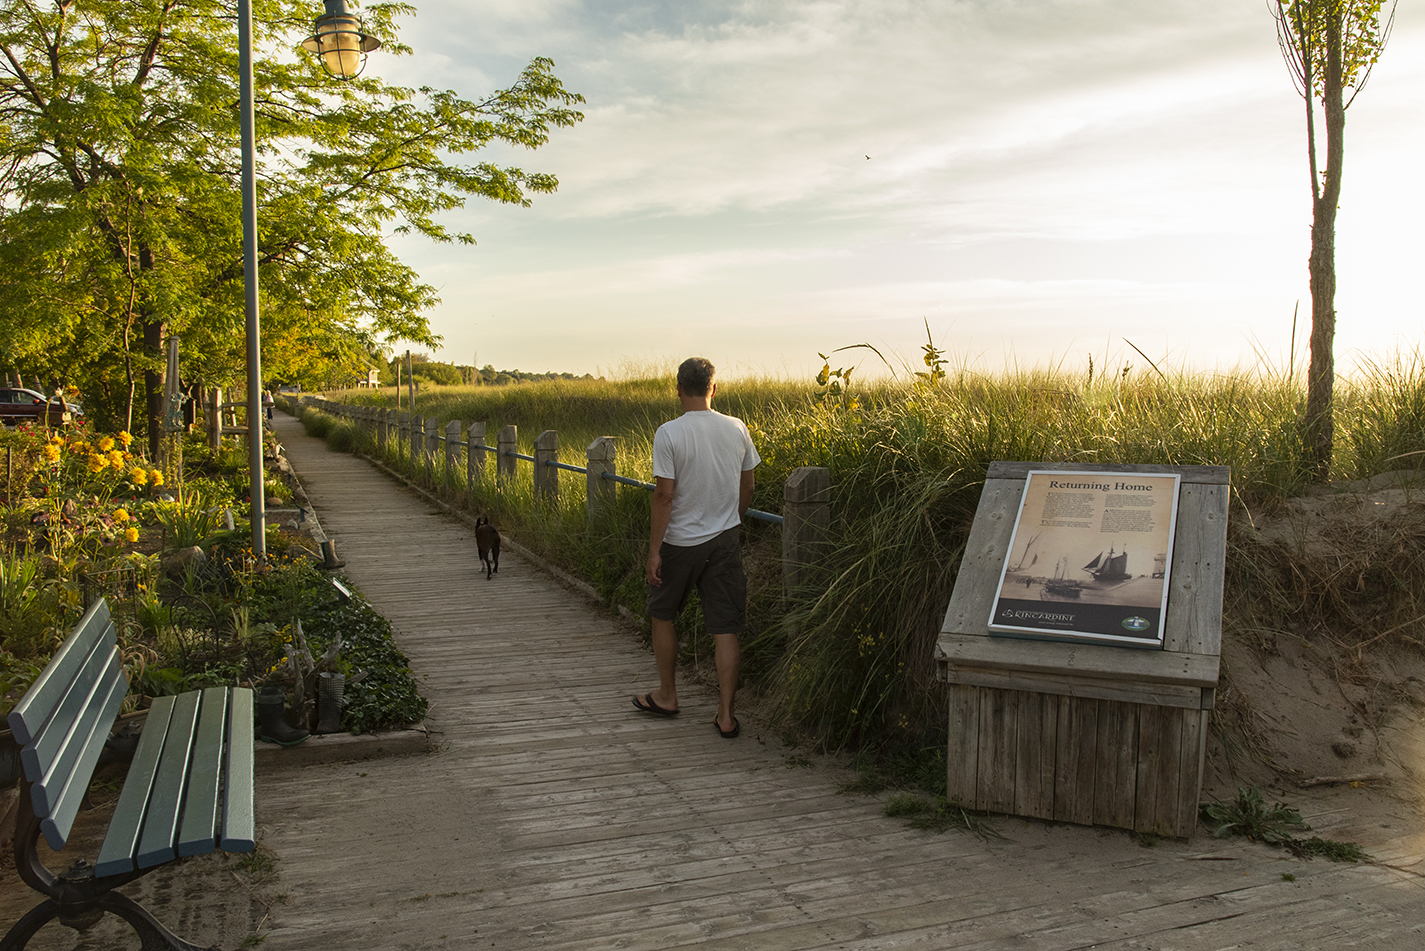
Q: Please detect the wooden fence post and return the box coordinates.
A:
[534,430,559,503]
[397,411,409,465]
[497,425,517,485]
[586,437,617,522]
[445,419,462,493]
[424,417,440,482]
[409,414,423,474]
[467,422,487,505]
[376,408,389,452]
[783,466,830,598]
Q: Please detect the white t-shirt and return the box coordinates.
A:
[652,410,761,546]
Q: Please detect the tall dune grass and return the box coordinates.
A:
[318,352,1425,766]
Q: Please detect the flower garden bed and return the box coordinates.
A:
[0,420,426,737]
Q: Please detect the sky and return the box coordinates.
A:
[369,0,1423,381]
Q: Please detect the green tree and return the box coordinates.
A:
[0,0,582,452]
[1272,0,1396,475]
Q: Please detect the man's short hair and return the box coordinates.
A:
[677,358,716,397]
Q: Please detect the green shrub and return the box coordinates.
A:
[300,409,336,439]
[326,420,357,454]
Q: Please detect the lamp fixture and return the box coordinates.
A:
[302,0,381,80]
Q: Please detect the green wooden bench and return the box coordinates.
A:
[3,599,255,950]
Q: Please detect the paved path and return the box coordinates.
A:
[251,410,1425,950]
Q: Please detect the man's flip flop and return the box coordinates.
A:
[632,694,679,717]
[715,717,740,739]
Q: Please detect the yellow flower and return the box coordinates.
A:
[113,508,130,523]
[72,440,89,452]
[149,469,164,486]
[125,527,140,543]
[97,436,115,452]
[108,450,125,468]
[123,451,134,461]
[43,444,61,462]
[129,467,148,486]
[118,431,133,447]
[87,453,107,473]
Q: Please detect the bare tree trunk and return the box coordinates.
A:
[1304,8,1347,477]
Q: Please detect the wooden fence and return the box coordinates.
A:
[299,398,829,597]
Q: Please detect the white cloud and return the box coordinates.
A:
[371,1,1424,377]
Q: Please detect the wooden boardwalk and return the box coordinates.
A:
[9,409,1419,950]
[248,411,1425,950]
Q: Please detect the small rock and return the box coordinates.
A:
[162,545,207,578]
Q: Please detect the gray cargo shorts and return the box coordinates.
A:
[647,527,746,634]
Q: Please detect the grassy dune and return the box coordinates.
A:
[307,352,1425,780]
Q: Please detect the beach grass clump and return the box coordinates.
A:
[1339,349,1425,480]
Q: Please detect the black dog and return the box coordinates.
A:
[475,516,500,580]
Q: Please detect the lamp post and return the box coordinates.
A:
[239,0,263,558]
[241,0,379,558]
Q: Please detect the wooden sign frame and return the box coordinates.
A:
[935,461,1229,839]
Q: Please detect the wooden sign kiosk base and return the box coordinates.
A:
[935,462,1229,839]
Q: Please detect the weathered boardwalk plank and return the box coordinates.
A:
[7,409,1403,951]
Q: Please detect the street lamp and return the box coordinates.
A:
[302,0,382,79]
[241,0,379,558]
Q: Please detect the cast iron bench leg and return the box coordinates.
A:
[0,900,61,951]
[101,892,213,951]
[0,893,213,951]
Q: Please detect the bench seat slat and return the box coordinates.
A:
[221,688,256,853]
[37,671,129,851]
[136,691,201,869]
[94,695,176,878]
[22,640,118,785]
[177,688,229,857]
[7,601,113,745]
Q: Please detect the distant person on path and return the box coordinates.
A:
[261,389,275,422]
[634,357,760,738]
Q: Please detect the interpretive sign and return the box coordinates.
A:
[988,470,1182,647]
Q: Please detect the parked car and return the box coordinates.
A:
[0,388,83,427]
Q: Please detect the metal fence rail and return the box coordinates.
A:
[302,398,785,527]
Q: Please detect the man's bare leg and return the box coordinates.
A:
[713,632,740,733]
[643,616,679,712]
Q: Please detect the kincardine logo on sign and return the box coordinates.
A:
[1120,616,1150,632]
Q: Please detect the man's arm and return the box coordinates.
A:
[738,468,755,520]
[647,476,676,585]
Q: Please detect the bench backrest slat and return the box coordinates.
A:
[21,639,121,784]
[36,671,129,850]
[221,688,256,853]
[7,600,114,745]
[177,687,229,857]
[28,653,125,823]
[136,690,201,869]
[94,694,176,877]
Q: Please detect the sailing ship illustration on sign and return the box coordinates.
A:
[1041,556,1083,599]
[1039,546,1134,602]
[1083,546,1130,583]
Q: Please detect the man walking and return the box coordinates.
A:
[634,358,760,738]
